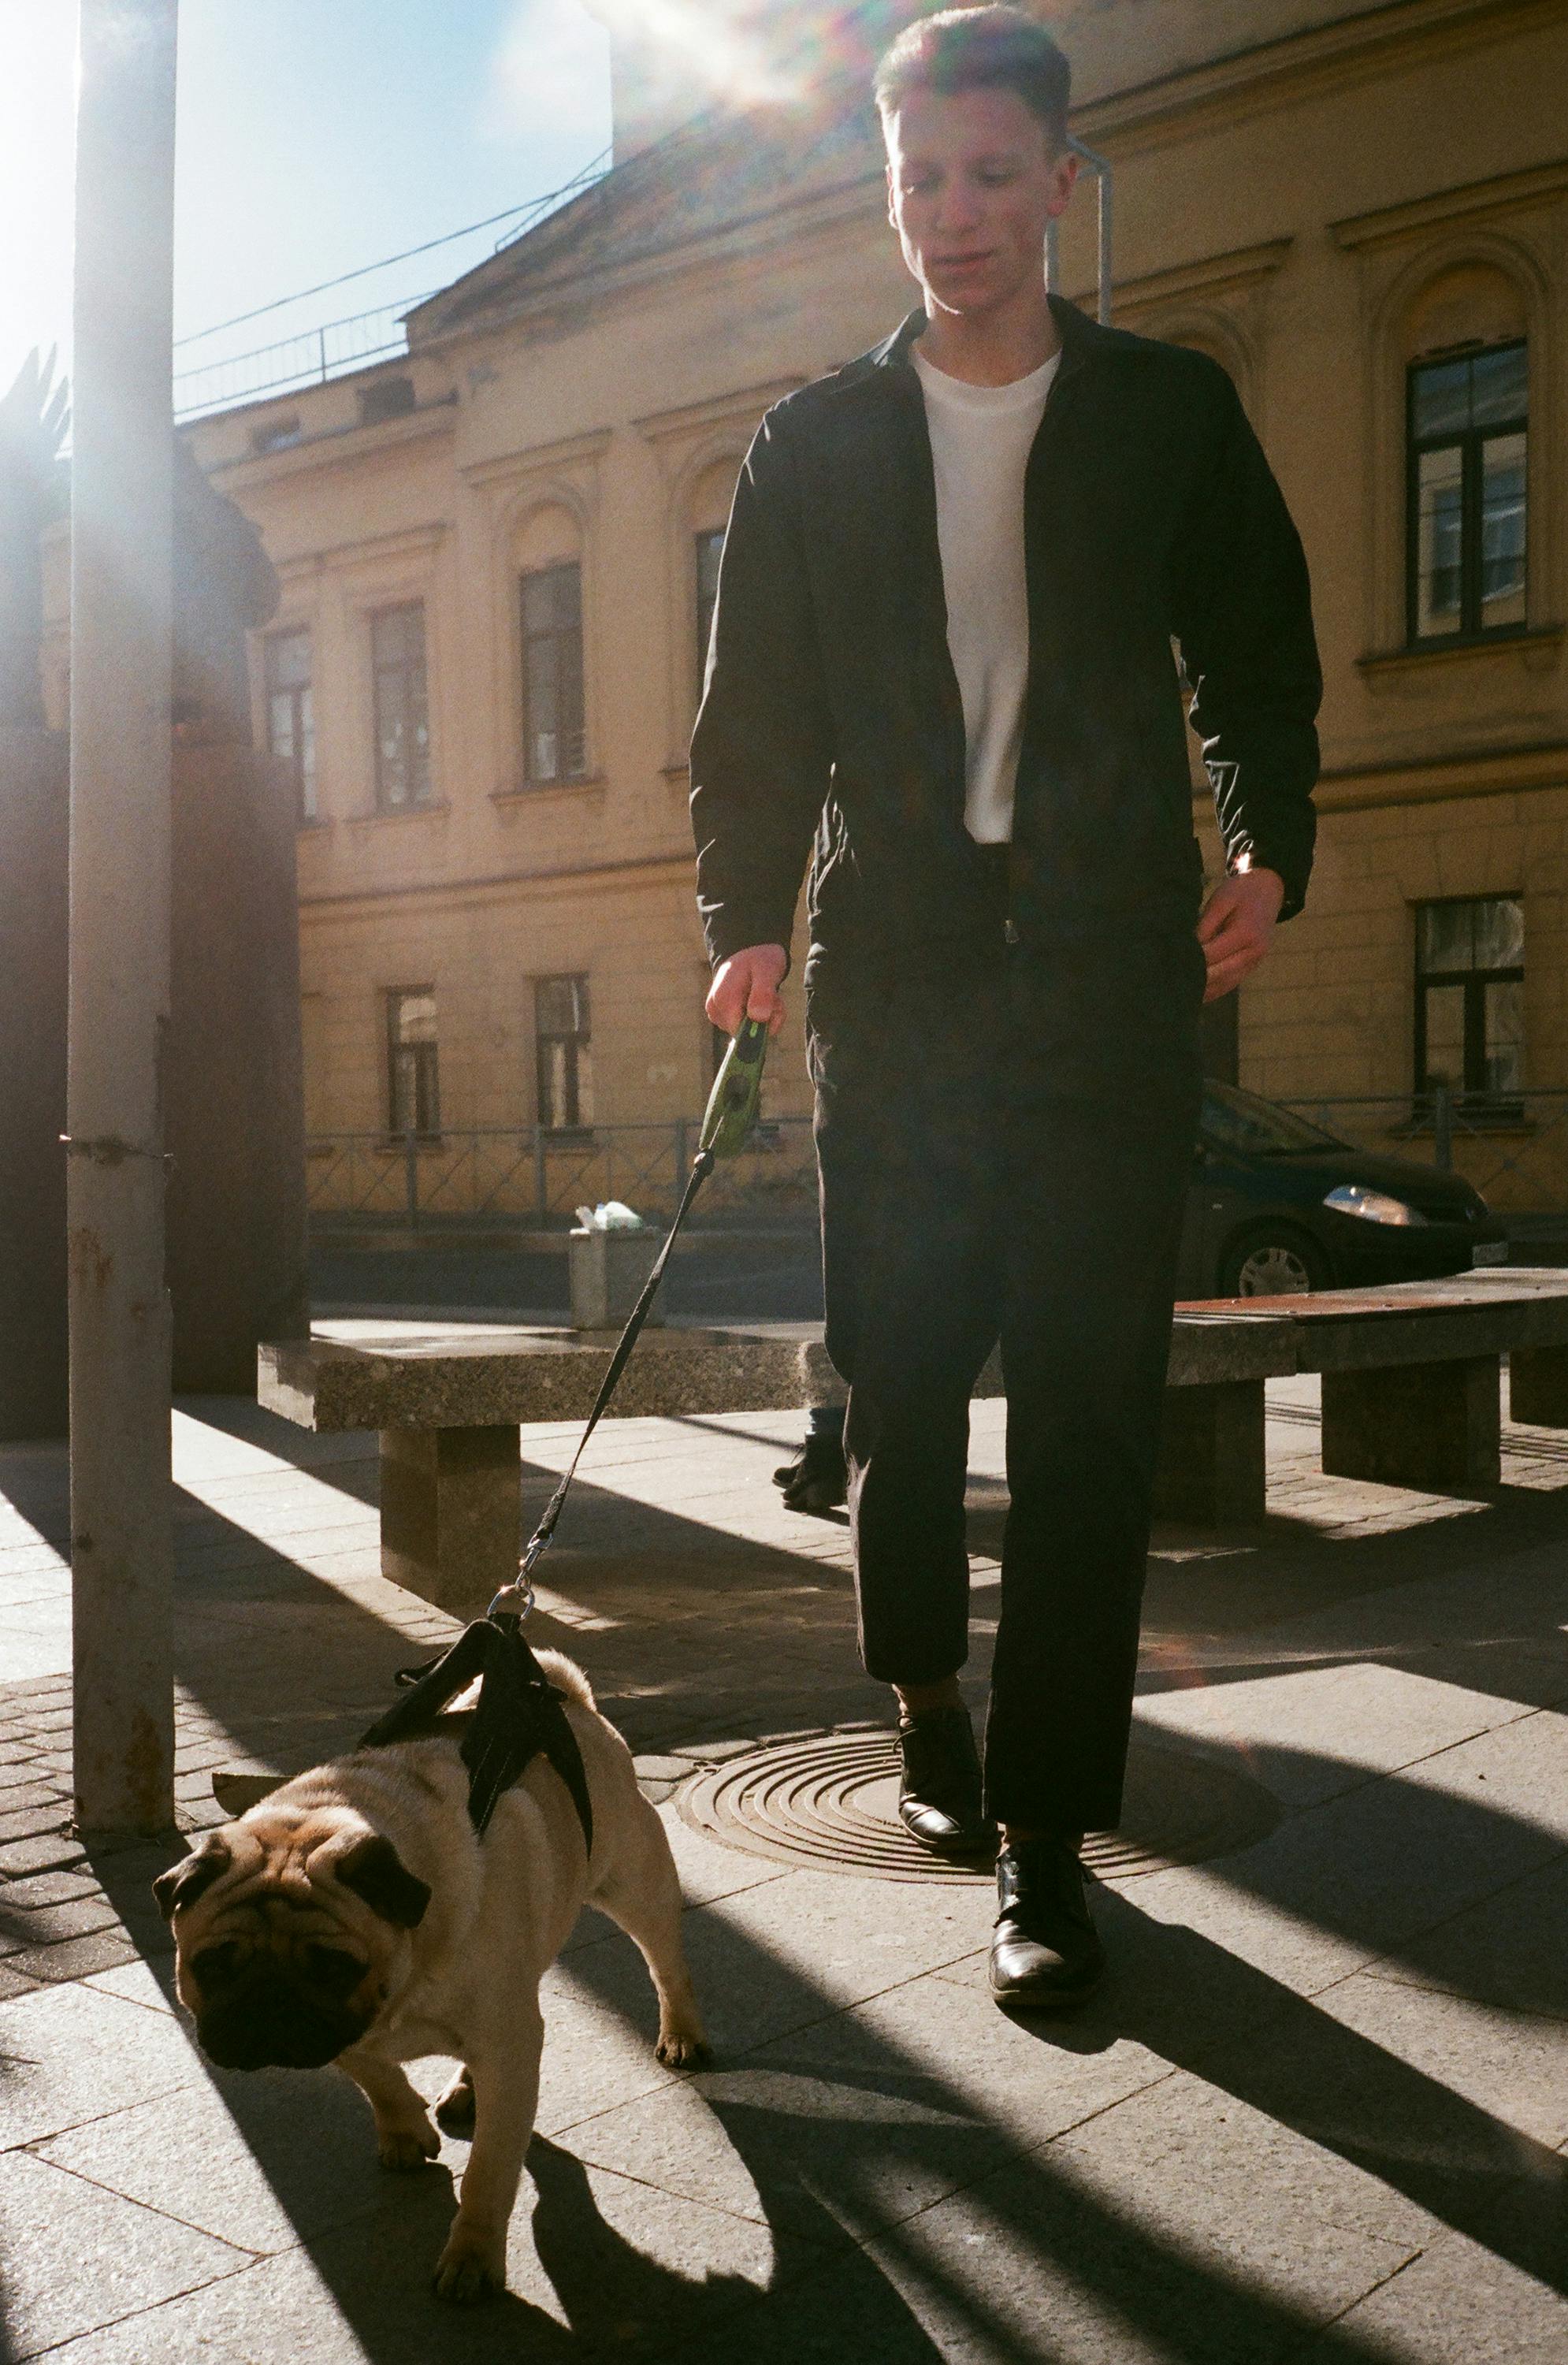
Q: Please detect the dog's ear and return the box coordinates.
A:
[335,1835,430,1929]
[153,1835,232,1923]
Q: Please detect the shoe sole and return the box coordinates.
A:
[898,1816,999,1862]
[988,1972,1103,2012]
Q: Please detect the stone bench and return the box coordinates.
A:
[258,1309,1296,1612]
[1172,1268,1568,1498]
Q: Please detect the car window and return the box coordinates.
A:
[1201,1080,1350,1158]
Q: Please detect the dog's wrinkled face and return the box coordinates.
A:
[154,1820,430,2073]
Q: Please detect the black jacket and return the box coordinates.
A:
[690,297,1321,971]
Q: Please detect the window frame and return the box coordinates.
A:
[263,626,316,823]
[1405,339,1528,647]
[1412,894,1525,1113]
[693,526,725,705]
[385,986,440,1140]
[369,601,433,814]
[534,973,593,1135]
[519,560,587,787]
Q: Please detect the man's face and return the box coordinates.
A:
[884,85,1076,321]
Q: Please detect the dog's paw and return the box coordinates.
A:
[377,2121,440,2172]
[656,2025,710,2070]
[434,2068,476,2136]
[433,2222,504,2305]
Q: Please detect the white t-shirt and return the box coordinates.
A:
[912,344,1061,844]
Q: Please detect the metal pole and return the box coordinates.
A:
[403,1129,419,1229]
[1432,1082,1454,1170]
[1068,139,1114,324]
[534,1125,548,1222]
[68,0,180,1837]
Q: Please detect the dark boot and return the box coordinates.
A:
[897,1706,996,1857]
[989,1838,1105,2010]
[772,1430,848,1514]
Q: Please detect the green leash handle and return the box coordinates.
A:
[699,1014,770,1159]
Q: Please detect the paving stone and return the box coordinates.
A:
[9,1928,143,1982]
[0,1892,124,1956]
[1,1867,102,1909]
[84,1957,181,2014]
[0,1797,76,1843]
[1294,2215,1568,2363]
[28,2140,821,2364]
[1359,1848,1568,2023]
[36,2061,429,2254]
[0,1979,203,2147]
[0,1959,41,2000]
[0,2146,249,2359]
[568,1964,1177,2244]
[0,1830,86,1877]
[1133,1660,1534,1809]
[1296,1969,1568,2147]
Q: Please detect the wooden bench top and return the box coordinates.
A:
[1176,1269,1568,1372]
[259,1307,1299,1434]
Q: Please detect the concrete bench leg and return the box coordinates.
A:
[1320,1358,1500,1493]
[379,1426,521,1613]
[1509,1346,1568,1427]
[1153,1381,1267,1524]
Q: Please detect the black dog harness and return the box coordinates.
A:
[359,1617,594,1854]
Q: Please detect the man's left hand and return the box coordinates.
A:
[1196,865,1286,1002]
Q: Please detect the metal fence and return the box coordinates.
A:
[1276,1086,1568,1214]
[305,1088,1568,1236]
[307,1120,819,1233]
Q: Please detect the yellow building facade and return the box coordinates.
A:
[72,0,1568,1214]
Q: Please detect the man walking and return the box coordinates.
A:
[693,6,1320,2009]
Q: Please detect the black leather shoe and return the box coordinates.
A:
[771,1431,848,1514]
[989,1839,1105,2009]
[897,1707,997,1857]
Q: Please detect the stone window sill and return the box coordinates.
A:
[492,774,606,805]
[1358,625,1562,690]
[344,801,450,829]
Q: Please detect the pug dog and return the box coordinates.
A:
[154,1650,707,2304]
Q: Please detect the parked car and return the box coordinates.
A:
[1180,1080,1508,1298]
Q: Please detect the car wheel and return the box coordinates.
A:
[1217,1225,1332,1298]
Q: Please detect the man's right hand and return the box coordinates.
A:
[705,943,789,1036]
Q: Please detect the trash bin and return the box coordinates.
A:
[569,1218,664,1330]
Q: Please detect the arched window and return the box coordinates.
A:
[514,502,586,786]
[689,456,741,710]
[1402,266,1529,646]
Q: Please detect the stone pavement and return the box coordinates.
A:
[2,1369,1566,2361]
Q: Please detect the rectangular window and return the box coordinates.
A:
[521,563,585,784]
[535,974,593,1131]
[386,988,440,1136]
[264,627,316,821]
[695,527,725,695]
[1414,895,1524,1105]
[370,603,432,811]
[1407,341,1527,642]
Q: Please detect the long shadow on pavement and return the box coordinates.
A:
[59,1731,1564,2365]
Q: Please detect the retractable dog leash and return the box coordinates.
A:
[359,1016,772,1845]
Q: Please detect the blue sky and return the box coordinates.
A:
[1,0,612,401]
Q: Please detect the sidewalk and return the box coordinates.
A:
[2,1378,1566,2361]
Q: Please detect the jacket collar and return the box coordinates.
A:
[868,293,1128,386]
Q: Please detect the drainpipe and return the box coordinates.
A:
[68,0,179,1837]
[1046,138,1114,325]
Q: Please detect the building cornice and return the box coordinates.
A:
[296,846,693,915]
[461,426,614,491]
[272,521,448,582]
[202,397,456,491]
[1071,237,1294,318]
[635,376,806,448]
[1077,0,1566,158]
[1198,734,1568,820]
[1332,154,1568,250]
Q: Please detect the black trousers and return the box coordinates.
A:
[807,876,1205,1835]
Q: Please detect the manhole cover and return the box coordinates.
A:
[678,1728,1280,1884]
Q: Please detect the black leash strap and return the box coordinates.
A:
[490,1147,715,1621]
[359,1617,594,1852]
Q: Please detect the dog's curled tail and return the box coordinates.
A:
[535,1649,595,1711]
